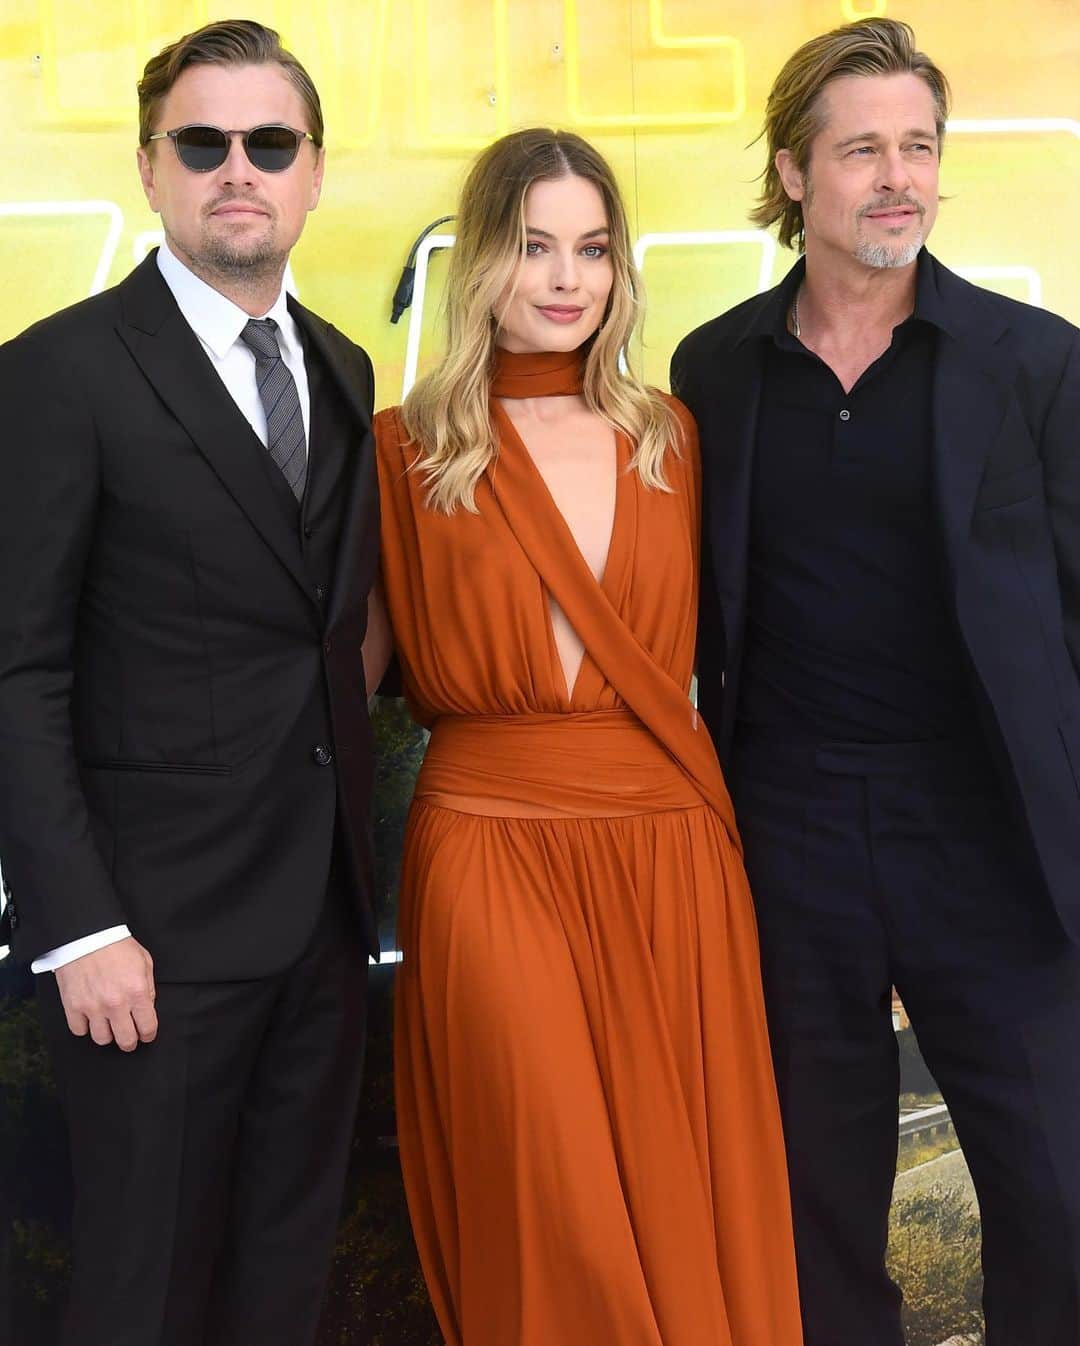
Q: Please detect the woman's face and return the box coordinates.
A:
[494,173,615,354]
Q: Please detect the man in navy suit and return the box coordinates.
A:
[0,21,380,1345]
[673,18,1080,1346]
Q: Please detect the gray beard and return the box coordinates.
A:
[854,230,923,270]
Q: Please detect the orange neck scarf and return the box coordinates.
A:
[490,346,586,399]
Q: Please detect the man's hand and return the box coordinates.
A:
[54,937,158,1051]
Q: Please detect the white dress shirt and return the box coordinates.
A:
[156,239,311,450]
[32,242,311,975]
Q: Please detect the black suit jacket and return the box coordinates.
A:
[672,252,1080,940]
[0,252,380,977]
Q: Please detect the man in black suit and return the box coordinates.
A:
[672,18,1080,1346]
[0,20,383,1345]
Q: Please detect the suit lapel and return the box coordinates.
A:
[117,255,317,610]
[701,338,764,745]
[929,262,1012,588]
[296,330,337,524]
[288,302,378,627]
[932,335,1008,584]
[705,339,762,613]
[290,299,373,436]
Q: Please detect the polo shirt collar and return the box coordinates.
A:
[740,247,949,350]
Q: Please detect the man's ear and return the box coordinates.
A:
[137,145,160,213]
[775,148,805,203]
[308,145,325,211]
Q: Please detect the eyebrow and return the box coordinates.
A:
[833,129,938,149]
[525,226,611,241]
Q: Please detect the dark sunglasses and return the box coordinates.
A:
[145,123,316,173]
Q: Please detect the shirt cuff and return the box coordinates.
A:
[31,925,132,973]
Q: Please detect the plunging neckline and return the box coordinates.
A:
[490,399,633,708]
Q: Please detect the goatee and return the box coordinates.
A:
[854,233,924,269]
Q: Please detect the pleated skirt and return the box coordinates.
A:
[393,712,803,1346]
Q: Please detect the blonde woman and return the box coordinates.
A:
[363,129,802,1346]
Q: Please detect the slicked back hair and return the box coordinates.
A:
[138,19,323,147]
[751,18,950,251]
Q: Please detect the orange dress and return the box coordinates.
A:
[374,348,802,1346]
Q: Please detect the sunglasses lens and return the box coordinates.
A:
[173,125,229,171]
[245,127,302,172]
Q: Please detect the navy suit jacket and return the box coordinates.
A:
[672,252,1080,939]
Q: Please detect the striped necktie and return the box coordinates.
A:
[240,317,307,501]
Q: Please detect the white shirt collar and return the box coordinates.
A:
[156,240,300,360]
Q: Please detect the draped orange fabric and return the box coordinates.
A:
[374,350,803,1346]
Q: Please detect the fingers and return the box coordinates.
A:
[54,938,159,1050]
[89,1013,119,1048]
[131,998,159,1045]
[80,1003,156,1052]
[132,952,159,1043]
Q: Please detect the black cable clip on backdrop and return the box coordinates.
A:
[390,216,456,323]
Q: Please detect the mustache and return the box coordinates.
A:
[204,192,274,216]
[858,194,925,218]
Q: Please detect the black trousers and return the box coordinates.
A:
[730,732,1080,1346]
[36,889,368,1346]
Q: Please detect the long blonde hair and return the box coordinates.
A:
[402,128,680,514]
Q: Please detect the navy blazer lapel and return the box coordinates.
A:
[687,276,795,666]
[928,261,1012,588]
[706,339,763,746]
[116,254,318,612]
[706,340,762,623]
[932,335,1009,585]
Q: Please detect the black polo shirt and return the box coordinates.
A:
[736,251,984,743]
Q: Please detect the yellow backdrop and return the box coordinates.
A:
[2,0,1078,404]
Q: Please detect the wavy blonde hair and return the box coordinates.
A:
[750,18,950,251]
[402,128,681,514]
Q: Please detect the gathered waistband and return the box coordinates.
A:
[415,709,703,819]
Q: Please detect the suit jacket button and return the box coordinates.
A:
[315,585,326,602]
[313,744,333,766]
